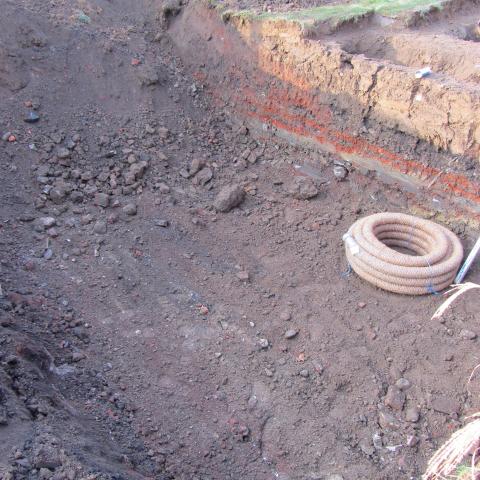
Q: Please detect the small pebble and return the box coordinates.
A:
[284,328,298,339]
[395,378,411,391]
[460,329,477,340]
[24,111,40,123]
[123,203,137,216]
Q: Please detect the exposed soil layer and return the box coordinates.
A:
[2,1,480,480]
[170,1,480,219]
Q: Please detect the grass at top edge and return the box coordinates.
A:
[229,0,448,24]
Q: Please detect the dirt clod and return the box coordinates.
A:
[213,184,245,212]
[288,176,318,200]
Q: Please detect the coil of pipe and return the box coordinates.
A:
[343,213,464,295]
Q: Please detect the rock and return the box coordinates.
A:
[80,214,94,225]
[24,111,40,123]
[406,435,419,447]
[280,310,291,321]
[137,66,159,86]
[431,396,461,415]
[71,351,85,362]
[333,164,348,180]
[395,378,411,391]
[385,385,405,411]
[359,438,374,456]
[405,406,420,423]
[123,203,137,216]
[56,147,71,159]
[49,187,67,204]
[247,396,257,410]
[158,127,169,139]
[284,328,298,339]
[179,168,191,179]
[107,213,119,224]
[93,220,107,234]
[189,158,205,175]
[288,177,318,200]
[372,432,383,449]
[36,217,56,231]
[124,171,136,185]
[213,184,245,212]
[70,191,84,203]
[378,410,401,430]
[154,219,169,227]
[33,445,62,469]
[193,167,213,186]
[19,214,35,222]
[94,193,110,208]
[258,338,269,349]
[72,326,88,341]
[460,329,477,340]
[157,182,170,194]
[299,369,310,378]
[129,161,148,180]
[43,248,53,260]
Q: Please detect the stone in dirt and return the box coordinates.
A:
[431,396,461,415]
[94,192,110,208]
[287,176,318,200]
[193,167,213,186]
[37,217,56,230]
[284,328,298,339]
[49,187,67,204]
[157,182,170,194]
[123,203,137,216]
[213,184,245,212]
[378,409,401,430]
[460,329,477,340]
[70,190,84,203]
[405,406,420,423]
[33,444,62,469]
[155,219,169,227]
[384,385,405,411]
[56,147,71,159]
[93,220,107,234]
[189,157,205,176]
[24,111,40,123]
[395,378,411,391]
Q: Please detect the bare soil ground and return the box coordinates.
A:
[1,1,480,480]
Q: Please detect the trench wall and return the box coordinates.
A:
[170,2,480,220]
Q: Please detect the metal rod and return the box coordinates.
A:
[455,236,480,284]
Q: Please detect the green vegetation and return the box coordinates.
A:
[232,0,448,25]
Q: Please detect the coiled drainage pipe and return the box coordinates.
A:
[343,213,463,295]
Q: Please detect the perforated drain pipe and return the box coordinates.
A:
[343,213,464,295]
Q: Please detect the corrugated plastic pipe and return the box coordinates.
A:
[343,213,464,295]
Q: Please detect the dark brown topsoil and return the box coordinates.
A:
[1,1,480,480]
